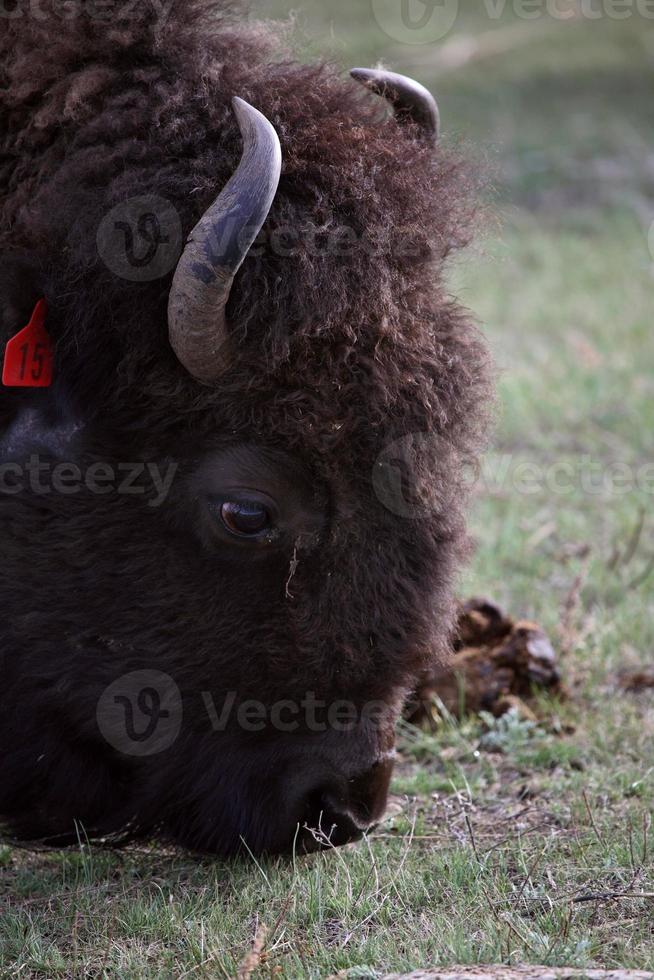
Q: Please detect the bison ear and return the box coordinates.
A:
[0,253,45,340]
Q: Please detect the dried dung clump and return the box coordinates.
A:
[407,598,563,723]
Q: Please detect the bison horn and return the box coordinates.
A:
[168,97,282,383]
[350,68,440,143]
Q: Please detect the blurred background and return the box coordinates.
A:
[258,0,654,671]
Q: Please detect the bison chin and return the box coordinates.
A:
[0,715,395,857]
[150,731,396,856]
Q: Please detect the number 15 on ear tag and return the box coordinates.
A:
[2,299,54,388]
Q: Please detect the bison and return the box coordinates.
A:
[0,0,492,855]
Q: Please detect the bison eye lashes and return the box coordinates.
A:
[219,500,273,539]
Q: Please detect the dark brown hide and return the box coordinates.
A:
[0,1,492,854]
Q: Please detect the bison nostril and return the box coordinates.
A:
[303,791,369,849]
[298,758,394,852]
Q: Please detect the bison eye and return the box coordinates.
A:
[220,500,272,538]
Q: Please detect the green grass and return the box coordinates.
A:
[2,2,653,977]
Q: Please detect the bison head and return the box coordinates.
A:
[0,9,491,856]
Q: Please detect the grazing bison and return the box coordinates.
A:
[0,0,491,854]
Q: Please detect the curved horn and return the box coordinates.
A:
[350,68,440,143]
[168,97,282,383]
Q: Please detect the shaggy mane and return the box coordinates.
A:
[1,0,492,678]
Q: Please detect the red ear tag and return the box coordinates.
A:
[2,299,54,388]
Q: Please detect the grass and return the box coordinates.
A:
[1,2,653,977]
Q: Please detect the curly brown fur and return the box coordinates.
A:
[0,0,493,854]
